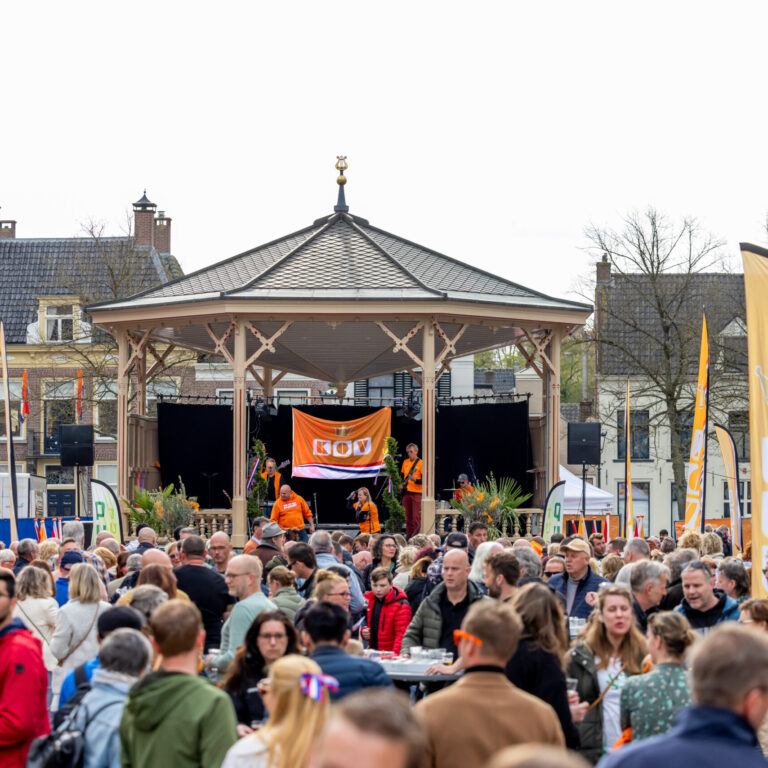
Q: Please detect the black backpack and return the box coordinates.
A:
[26,697,120,768]
[52,664,91,730]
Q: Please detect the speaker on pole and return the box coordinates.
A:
[567,422,601,466]
[60,424,94,467]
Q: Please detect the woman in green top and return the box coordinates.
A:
[620,611,696,742]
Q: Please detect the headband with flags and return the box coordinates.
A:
[299,673,339,701]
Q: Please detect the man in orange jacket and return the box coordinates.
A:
[270,485,315,542]
[260,458,282,516]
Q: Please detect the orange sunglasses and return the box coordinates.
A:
[453,629,483,647]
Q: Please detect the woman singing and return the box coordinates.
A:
[348,487,380,535]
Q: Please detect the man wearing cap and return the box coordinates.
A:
[252,522,289,578]
[270,485,314,542]
[546,538,604,619]
[55,551,83,606]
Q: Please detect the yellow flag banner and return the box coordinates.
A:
[713,424,741,551]
[742,243,768,597]
[683,315,709,532]
[292,407,391,479]
[624,379,634,539]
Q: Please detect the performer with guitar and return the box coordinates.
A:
[260,458,289,515]
[400,443,423,538]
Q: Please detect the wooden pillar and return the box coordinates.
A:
[421,321,436,534]
[116,329,131,536]
[263,364,273,402]
[547,327,562,493]
[136,347,147,417]
[231,320,248,548]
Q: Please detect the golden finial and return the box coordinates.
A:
[333,156,349,212]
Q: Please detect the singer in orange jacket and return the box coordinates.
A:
[270,485,315,542]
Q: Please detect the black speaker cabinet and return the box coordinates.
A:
[567,422,601,465]
[60,424,94,467]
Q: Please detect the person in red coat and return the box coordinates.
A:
[0,570,50,767]
[362,567,412,655]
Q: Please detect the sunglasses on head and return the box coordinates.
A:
[453,629,483,647]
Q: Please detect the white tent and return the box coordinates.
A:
[559,465,614,514]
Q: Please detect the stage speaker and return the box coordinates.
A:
[60,424,94,467]
[567,422,601,465]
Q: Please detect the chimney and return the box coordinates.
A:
[0,220,16,239]
[154,210,172,254]
[596,252,611,284]
[133,190,156,247]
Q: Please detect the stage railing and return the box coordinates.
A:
[435,507,543,538]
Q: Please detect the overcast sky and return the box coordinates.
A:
[2,1,767,303]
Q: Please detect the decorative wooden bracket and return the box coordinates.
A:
[122,328,154,377]
[145,342,177,379]
[245,321,292,367]
[434,322,467,368]
[206,322,236,365]
[515,327,555,378]
[376,322,424,369]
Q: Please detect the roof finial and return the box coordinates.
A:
[334,155,349,213]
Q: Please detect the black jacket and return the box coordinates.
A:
[659,578,683,612]
[505,635,580,749]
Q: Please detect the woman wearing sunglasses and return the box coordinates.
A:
[221,654,335,768]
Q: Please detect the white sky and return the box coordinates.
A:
[2,1,767,303]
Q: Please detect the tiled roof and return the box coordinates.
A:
[596,272,746,376]
[94,211,590,313]
[0,237,182,343]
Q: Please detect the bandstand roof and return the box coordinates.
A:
[88,185,592,384]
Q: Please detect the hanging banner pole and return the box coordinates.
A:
[684,314,709,532]
[714,423,742,552]
[624,379,634,540]
[741,243,768,597]
[0,323,19,542]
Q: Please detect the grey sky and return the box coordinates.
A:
[2,1,766,301]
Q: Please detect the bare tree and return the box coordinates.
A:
[584,208,746,519]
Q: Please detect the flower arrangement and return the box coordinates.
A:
[126,478,198,536]
[379,436,406,533]
[450,474,532,539]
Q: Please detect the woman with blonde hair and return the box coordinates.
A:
[507,582,580,748]
[38,539,60,563]
[14,565,59,673]
[393,546,418,590]
[94,546,117,571]
[600,554,623,582]
[677,530,702,554]
[267,566,306,622]
[620,611,695,741]
[221,655,334,768]
[566,585,647,764]
[294,570,351,632]
[700,531,724,559]
[49,562,111,709]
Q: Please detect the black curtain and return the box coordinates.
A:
[158,400,532,525]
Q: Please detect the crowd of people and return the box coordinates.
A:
[1,509,768,768]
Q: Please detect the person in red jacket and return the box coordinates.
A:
[0,570,50,767]
[362,567,412,655]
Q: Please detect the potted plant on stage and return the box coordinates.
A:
[247,438,269,517]
[380,436,406,533]
[126,478,199,537]
[450,474,532,538]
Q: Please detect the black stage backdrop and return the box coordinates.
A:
[158,401,532,526]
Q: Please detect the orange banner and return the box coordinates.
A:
[292,407,391,479]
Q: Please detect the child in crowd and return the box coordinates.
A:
[362,567,412,655]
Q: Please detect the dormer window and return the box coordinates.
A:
[45,305,74,342]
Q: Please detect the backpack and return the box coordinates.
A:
[52,664,91,730]
[26,697,120,768]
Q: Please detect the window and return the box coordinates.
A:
[671,411,694,459]
[617,409,650,459]
[94,463,118,493]
[368,375,395,407]
[94,381,117,440]
[728,411,749,462]
[44,305,74,342]
[146,378,179,417]
[43,381,75,453]
[45,465,75,486]
[723,481,751,518]
[274,389,310,406]
[618,481,650,536]
[0,381,24,439]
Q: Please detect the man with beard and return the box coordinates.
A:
[484,551,521,602]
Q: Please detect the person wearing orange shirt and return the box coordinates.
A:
[270,485,315,542]
[400,443,423,539]
[260,458,282,516]
[351,487,380,535]
[453,474,475,503]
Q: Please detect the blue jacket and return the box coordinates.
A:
[59,658,100,708]
[548,568,605,619]
[309,645,392,700]
[597,706,765,768]
[674,590,740,633]
[72,668,134,768]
